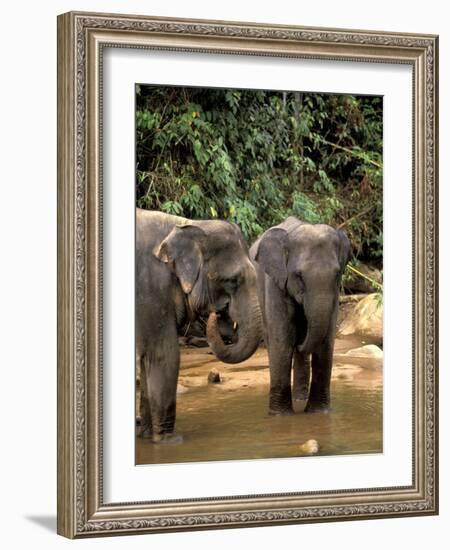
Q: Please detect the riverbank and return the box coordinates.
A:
[136,334,382,465]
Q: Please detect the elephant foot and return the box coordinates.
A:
[152,432,184,445]
[304,401,330,414]
[268,407,294,416]
[138,425,153,439]
[136,416,153,439]
[269,386,293,416]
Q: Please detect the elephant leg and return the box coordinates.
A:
[137,354,152,438]
[268,345,294,415]
[265,283,296,415]
[305,340,333,413]
[292,350,311,401]
[145,331,183,444]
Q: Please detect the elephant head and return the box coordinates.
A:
[254,217,350,353]
[155,221,262,364]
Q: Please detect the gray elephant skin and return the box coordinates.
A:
[250,216,350,416]
[136,209,262,443]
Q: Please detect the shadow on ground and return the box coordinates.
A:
[25,515,56,533]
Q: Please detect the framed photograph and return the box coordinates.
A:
[57,11,438,538]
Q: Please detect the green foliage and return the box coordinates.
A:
[136,86,383,263]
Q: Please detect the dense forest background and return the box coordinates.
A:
[136,86,382,267]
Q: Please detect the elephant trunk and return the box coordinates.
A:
[206,284,262,364]
[298,293,335,353]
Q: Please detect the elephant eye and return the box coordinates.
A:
[222,273,241,291]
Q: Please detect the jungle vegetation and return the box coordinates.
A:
[136,85,382,266]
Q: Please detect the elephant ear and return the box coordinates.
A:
[154,225,206,294]
[336,228,351,270]
[254,227,289,290]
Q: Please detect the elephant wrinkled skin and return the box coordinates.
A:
[136,209,262,443]
[250,216,350,416]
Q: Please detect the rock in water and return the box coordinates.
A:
[345,344,383,360]
[208,368,221,384]
[299,439,320,455]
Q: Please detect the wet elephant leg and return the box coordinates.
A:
[268,344,294,415]
[306,304,338,413]
[292,350,311,402]
[137,355,152,438]
[145,328,183,444]
[305,340,333,413]
[266,283,296,416]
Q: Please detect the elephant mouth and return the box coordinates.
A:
[214,306,238,345]
[206,287,262,364]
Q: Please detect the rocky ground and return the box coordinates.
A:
[173,335,382,397]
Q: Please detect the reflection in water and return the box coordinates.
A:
[136,342,382,465]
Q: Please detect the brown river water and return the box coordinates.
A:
[136,337,382,465]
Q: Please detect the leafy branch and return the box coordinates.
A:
[346,264,383,293]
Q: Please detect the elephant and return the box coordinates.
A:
[249,216,350,416]
[136,208,263,443]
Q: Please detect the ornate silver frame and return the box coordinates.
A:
[57,11,439,538]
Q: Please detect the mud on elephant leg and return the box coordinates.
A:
[305,343,333,414]
[292,350,311,402]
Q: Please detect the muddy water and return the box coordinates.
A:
[136,338,382,465]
